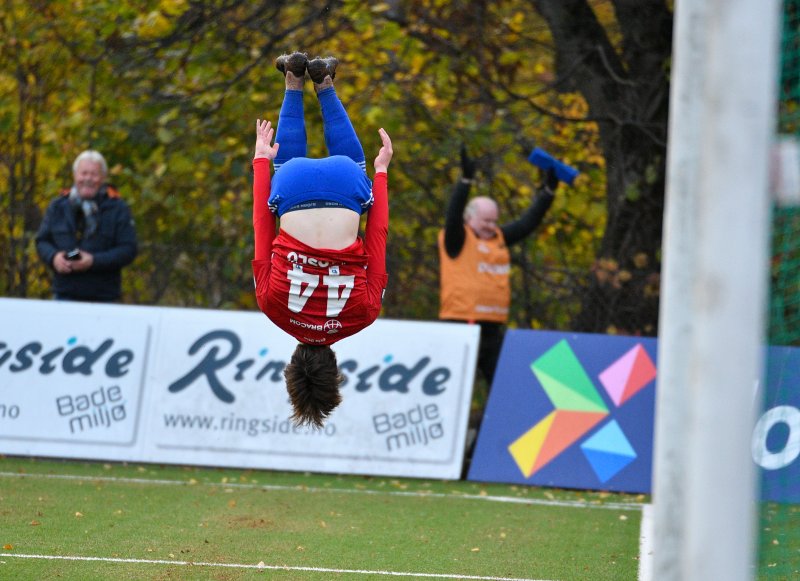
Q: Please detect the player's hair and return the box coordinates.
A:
[284,343,344,428]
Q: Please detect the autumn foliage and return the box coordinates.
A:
[0,0,673,336]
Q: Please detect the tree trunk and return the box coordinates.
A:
[532,0,673,335]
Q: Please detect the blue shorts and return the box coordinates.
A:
[269,155,373,217]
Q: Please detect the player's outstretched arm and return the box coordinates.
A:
[365,129,392,307]
[253,119,278,261]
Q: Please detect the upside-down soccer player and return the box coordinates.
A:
[251,52,394,428]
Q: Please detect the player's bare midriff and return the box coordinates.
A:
[279,207,361,250]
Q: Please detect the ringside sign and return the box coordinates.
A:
[0,298,478,480]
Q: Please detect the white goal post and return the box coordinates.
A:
[651,1,782,580]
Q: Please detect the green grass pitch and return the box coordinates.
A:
[0,457,646,580]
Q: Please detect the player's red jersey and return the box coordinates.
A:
[251,157,388,345]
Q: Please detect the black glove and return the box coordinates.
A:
[460,144,477,180]
[544,167,559,193]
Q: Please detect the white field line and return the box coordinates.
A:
[638,504,654,581]
[1,553,554,581]
[0,471,644,511]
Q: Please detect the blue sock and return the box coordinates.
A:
[317,87,366,172]
[274,89,306,171]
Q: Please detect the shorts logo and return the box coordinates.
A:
[324,320,342,334]
[509,339,656,483]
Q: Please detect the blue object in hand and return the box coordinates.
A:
[527,147,579,185]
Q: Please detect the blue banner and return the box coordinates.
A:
[468,329,800,503]
[757,345,800,502]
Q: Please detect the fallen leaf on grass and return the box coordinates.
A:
[29,520,41,526]
[2,544,12,550]
[75,512,83,518]
[471,548,480,552]
[228,500,237,508]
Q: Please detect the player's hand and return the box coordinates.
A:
[373,128,393,173]
[254,119,279,160]
[460,144,476,180]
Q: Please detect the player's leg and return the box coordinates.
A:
[274,52,308,172]
[309,57,367,172]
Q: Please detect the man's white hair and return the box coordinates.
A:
[463,196,497,220]
[72,150,108,176]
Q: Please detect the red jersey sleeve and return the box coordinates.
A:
[364,171,388,316]
[252,157,276,311]
[253,157,276,261]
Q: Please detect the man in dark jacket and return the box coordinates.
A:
[36,150,138,302]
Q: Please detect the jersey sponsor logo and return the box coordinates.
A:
[289,318,323,331]
[286,251,331,269]
[324,320,343,334]
[477,262,511,275]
